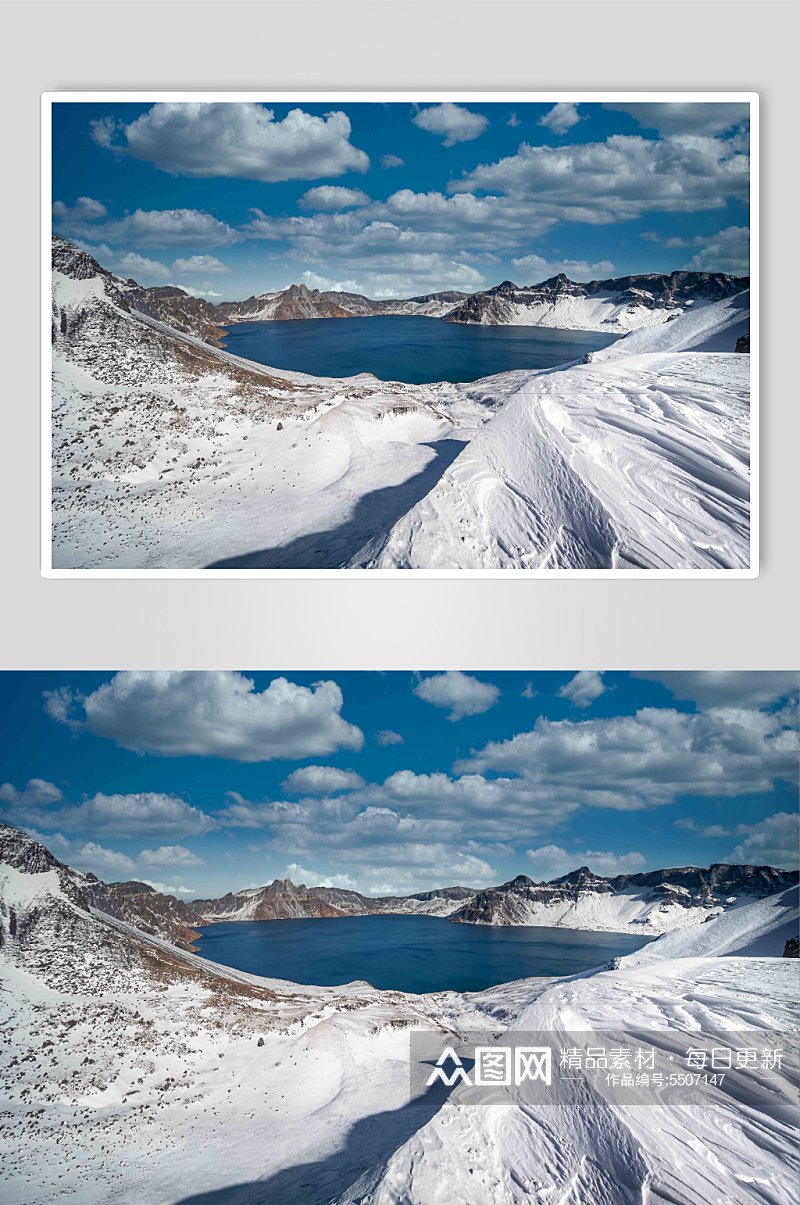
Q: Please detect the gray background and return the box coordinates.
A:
[2,0,797,671]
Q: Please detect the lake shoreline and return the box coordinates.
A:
[220,313,620,385]
[195,913,653,994]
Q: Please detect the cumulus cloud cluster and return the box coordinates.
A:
[556,671,607,709]
[53,101,751,296]
[538,102,582,135]
[412,103,488,147]
[413,672,500,721]
[7,670,791,898]
[92,103,370,182]
[44,671,364,762]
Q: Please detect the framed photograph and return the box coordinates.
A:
[43,92,757,577]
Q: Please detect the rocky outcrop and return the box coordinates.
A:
[78,878,206,952]
[191,878,352,922]
[214,283,469,325]
[144,286,228,346]
[736,333,750,352]
[190,880,474,923]
[784,936,799,957]
[450,863,799,931]
[442,271,750,332]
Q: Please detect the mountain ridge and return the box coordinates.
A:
[3,824,794,951]
[54,236,749,344]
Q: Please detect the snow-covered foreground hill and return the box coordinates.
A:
[359,341,750,570]
[2,827,797,1205]
[51,238,750,572]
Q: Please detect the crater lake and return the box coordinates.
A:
[220,315,620,385]
[195,914,652,994]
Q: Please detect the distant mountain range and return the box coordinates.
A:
[55,238,749,347]
[202,269,749,344]
[2,823,793,953]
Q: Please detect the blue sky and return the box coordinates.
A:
[1,671,795,899]
[51,99,751,301]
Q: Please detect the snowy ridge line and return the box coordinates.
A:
[128,307,364,389]
[87,909,379,998]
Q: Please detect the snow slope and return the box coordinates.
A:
[3,828,796,1205]
[359,349,749,570]
[598,290,750,358]
[342,903,798,1205]
[622,885,799,963]
[51,241,750,572]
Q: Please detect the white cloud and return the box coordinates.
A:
[603,102,750,137]
[89,116,120,148]
[682,225,750,274]
[137,845,205,868]
[538,102,581,135]
[510,254,615,282]
[413,672,500,721]
[52,196,107,222]
[114,251,172,280]
[140,880,195,898]
[380,154,404,169]
[413,103,489,147]
[44,671,364,763]
[635,672,797,710]
[507,113,520,128]
[721,812,799,869]
[0,779,63,807]
[284,863,357,889]
[165,283,223,298]
[298,186,371,210]
[449,135,749,219]
[557,671,607,709]
[455,705,799,808]
[8,789,215,840]
[95,103,369,182]
[57,208,242,250]
[299,270,361,292]
[281,766,365,795]
[375,730,404,746]
[636,226,749,273]
[525,844,647,880]
[73,842,137,874]
[171,254,231,275]
[521,683,537,700]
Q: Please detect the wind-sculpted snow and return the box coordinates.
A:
[2,825,796,1204]
[359,349,750,570]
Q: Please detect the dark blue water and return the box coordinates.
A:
[196,915,651,994]
[221,315,619,385]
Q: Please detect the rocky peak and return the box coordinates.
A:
[52,236,110,282]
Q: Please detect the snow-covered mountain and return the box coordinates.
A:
[215,282,468,323]
[450,864,797,935]
[9,817,790,949]
[50,236,751,572]
[209,271,749,336]
[441,270,749,332]
[357,292,752,570]
[190,880,474,923]
[3,820,798,1204]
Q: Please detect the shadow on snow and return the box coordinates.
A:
[171,1073,463,1205]
[204,439,467,569]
